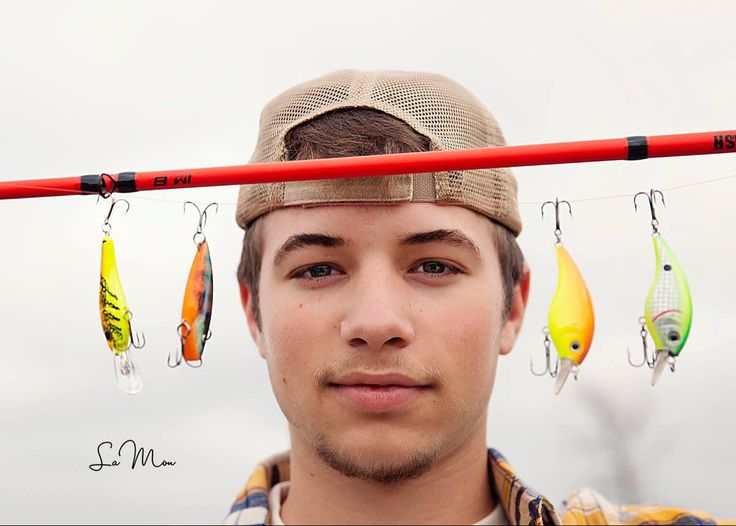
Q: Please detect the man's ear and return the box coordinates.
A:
[499,263,531,356]
[239,282,266,359]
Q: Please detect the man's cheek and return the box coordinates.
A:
[267,325,313,370]
[263,341,298,389]
[269,355,302,394]
[439,336,491,376]
[267,362,310,423]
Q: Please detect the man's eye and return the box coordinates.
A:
[412,261,462,278]
[294,264,337,281]
[292,261,461,282]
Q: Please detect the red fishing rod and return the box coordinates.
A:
[0,130,733,200]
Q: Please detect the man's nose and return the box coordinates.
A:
[339,265,415,351]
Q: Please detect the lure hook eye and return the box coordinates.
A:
[634,189,666,234]
[541,198,572,244]
[176,320,191,340]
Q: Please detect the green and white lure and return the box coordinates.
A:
[628,189,693,385]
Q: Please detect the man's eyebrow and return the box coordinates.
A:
[398,229,482,262]
[272,229,481,267]
[273,233,346,267]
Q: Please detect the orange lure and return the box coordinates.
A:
[169,202,216,368]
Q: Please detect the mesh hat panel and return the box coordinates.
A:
[236,69,522,236]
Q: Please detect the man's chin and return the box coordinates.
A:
[312,433,443,485]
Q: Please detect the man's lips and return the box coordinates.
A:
[328,381,431,412]
[330,372,430,388]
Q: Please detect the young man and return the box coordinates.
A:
[224,70,725,525]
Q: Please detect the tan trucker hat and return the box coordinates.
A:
[235,69,522,236]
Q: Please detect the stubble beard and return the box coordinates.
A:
[311,432,444,485]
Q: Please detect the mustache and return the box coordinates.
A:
[314,354,446,389]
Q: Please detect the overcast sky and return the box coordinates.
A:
[1,1,735,523]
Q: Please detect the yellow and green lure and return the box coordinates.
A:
[531,199,595,395]
[629,190,692,385]
[168,202,216,369]
[99,199,145,394]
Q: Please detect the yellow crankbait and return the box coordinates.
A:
[99,199,145,394]
[531,198,595,395]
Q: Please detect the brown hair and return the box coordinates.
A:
[238,108,526,332]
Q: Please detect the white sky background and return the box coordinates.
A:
[1,0,735,523]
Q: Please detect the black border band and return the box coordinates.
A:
[627,136,649,160]
[80,174,100,195]
[116,172,137,193]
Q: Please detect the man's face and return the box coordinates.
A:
[242,203,529,484]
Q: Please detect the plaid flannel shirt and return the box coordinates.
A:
[223,448,729,525]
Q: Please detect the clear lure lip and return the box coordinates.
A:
[330,372,429,388]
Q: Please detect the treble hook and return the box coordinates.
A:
[168,321,204,368]
[101,198,130,234]
[167,352,182,368]
[541,198,573,244]
[168,321,189,367]
[125,309,146,350]
[627,316,655,368]
[530,327,560,377]
[634,189,666,235]
[184,201,219,245]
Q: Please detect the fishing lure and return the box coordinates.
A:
[99,198,145,394]
[531,198,595,395]
[628,190,692,385]
[168,202,217,368]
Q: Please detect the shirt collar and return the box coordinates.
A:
[487,448,561,525]
[226,448,562,526]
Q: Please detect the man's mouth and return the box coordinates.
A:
[328,379,431,412]
[329,371,430,388]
